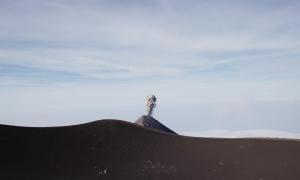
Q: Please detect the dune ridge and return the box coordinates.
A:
[1,119,300,180]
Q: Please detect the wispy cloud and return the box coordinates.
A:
[0,0,300,130]
[1,0,300,81]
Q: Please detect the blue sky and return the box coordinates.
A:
[0,0,300,137]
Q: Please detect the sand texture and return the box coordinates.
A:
[0,120,300,180]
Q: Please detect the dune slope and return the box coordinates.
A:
[0,120,300,180]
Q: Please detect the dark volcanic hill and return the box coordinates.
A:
[0,120,300,180]
[135,115,177,134]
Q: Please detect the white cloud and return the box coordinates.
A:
[0,0,300,80]
[1,0,300,50]
[183,129,300,139]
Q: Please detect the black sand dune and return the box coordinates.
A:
[1,119,300,180]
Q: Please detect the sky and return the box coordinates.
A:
[0,0,300,138]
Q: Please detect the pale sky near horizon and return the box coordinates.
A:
[0,0,300,137]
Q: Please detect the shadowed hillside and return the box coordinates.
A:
[1,120,300,180]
